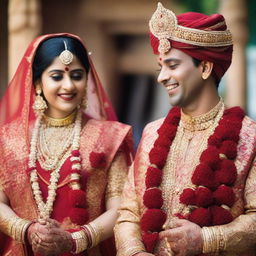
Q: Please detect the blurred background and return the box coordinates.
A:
[0,0,255,147]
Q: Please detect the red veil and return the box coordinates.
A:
[0,33,117,150]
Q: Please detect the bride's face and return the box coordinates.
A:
[40,55,87,118]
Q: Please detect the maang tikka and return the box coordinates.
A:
[59,41,73,65]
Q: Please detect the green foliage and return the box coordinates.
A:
[248,0,256,45]
[175,0,218,14]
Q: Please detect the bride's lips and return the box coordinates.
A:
[58,93,76,101]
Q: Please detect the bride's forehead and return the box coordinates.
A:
[45,56,83,69]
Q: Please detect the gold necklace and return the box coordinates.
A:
[180,98,223,131]
[37,124,75,171]
[29,111,82,219]
[43,111,77,127]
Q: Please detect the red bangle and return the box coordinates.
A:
[81,226,92,248]
[67,228,81,254]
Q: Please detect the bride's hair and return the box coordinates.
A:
[32,36,90,84]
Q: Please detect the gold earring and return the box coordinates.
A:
[202,73,208,80]
[33,87,48,115]
[80,94,88,110]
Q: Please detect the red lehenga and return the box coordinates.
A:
[0,33,133,256]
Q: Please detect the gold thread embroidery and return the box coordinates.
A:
[180,98,224,131]
[106,152,128,200]
[149,3,232,53]
[118,238,145,256]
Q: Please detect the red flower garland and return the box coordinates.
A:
[68,150,107,225]
[68,150,90,225]
[141,106,245,253]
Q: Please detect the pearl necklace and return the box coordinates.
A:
[29,111,82,219]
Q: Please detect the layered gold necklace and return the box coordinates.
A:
[38,111,77,171]
[29,111,82,219]
[38,124,75,171]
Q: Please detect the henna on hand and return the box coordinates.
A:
[159,219,203,256]
[28,218,73,255]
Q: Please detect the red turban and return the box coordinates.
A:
[149,6,233,81]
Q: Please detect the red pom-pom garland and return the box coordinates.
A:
[68,148,91,226]
[180,188,196,205]
[192,163,217,188]
[143,188,163,209]
[188,207,212,227]
[213,185,235,207]
[195,187,213,207]
[219,140,238,159]
[200,146,220,169]
[140,209,166,232]
[141,106,244,253]
[149,146,169,169]
[215,159,237,185]
[142,232,159,253]
[210,205,233,225]
[145,167,162,188]
[90,152,107,169]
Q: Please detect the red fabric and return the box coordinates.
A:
[36,158,80,224]
[150,12,233,80]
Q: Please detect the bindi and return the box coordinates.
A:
[65,67,69,72]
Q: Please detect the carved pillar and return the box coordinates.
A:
[8,0,42,80]
[219,0,248,110]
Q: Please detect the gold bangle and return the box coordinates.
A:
[217,226,227,251]
[118,238,146,256]
[202,226,225,254]
[6,216,31,243]
[71,230,88,253]
[202,227,212,253]
[84,222,104,248]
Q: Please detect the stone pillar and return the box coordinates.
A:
[219,0,248,110]
[8,0,42,80]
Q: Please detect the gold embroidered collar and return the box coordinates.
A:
[43,111,77,127]
[180,99,224,131]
